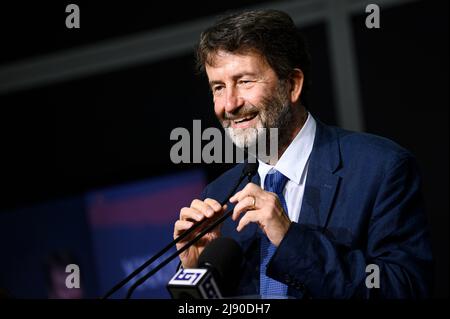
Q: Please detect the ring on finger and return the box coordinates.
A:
[249,195,256,209]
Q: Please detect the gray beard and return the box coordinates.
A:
[223,81,295,153]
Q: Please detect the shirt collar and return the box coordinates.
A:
[258,112,316,185]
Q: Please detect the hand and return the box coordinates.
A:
[230,183,291,247]
[173,198,227,268]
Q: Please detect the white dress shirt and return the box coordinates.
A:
[257,113,316,223]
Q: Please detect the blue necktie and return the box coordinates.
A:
[260,169,289,297]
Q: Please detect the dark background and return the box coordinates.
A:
[0,0,447,298]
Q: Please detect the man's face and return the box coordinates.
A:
[205,50,292,148]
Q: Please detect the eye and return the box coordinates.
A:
[238,80,253,87]
[212,85,224,95]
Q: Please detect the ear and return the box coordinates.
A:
[288,68,304,105]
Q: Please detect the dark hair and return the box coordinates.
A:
[196,9,311,100]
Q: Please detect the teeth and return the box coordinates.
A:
[234,115,254,123]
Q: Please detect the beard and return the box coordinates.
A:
[221,81,294,152]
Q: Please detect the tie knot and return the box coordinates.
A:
[264,169,289,194]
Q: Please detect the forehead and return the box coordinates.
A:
[205,50,273,79]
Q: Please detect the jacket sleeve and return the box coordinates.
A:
[267,153,433,298]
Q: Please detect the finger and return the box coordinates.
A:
[229,190,242,204]
[191,199,216,218]
[179,207,205,222]
[232,196,257,221]
[173,220,194,239]
[230,183,262,203]
[204,198,224,213]
[236,210,260,232]
[218,204,228,217]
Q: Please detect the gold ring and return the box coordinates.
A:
[250,196,256,209]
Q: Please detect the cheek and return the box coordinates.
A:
[244,90,259,101]
[213,99,224,118]
[243,88,266,107]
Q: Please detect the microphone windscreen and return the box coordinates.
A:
[198,237,243,295]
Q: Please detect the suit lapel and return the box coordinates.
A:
[299,120,341,229]
[228,120,342,246]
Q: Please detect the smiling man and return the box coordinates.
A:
[207,50,302,155]
[173,9,432,298]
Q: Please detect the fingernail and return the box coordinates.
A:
[206,208,214,217]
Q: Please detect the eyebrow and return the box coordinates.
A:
[209,80,224,87]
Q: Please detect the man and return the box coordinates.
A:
[173,10,432,298]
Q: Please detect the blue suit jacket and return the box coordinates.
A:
[200,120,433,298]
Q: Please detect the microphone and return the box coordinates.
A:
[124,162,258,298]
[102,161,258,299]
[167,237,243,299]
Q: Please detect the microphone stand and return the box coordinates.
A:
[102,162,257,299]
[126,202,236,299]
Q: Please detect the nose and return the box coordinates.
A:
[224,86,244,113]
